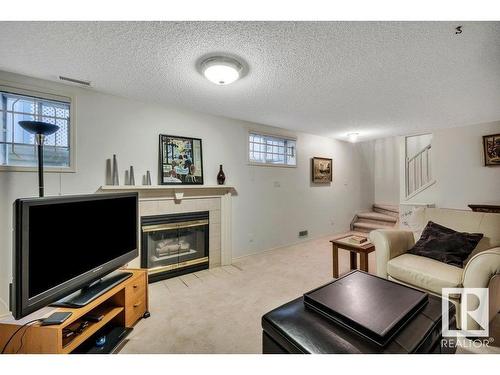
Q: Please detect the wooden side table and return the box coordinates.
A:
[330,236,375,278]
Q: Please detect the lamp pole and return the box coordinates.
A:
[35,134,45,197]
[18,121,59,198]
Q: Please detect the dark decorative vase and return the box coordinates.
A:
[217,165,226,185]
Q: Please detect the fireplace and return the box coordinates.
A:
[141,211,209,282]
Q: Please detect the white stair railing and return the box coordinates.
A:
[406,144,432,198]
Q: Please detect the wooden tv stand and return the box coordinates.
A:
[0,269,149,354]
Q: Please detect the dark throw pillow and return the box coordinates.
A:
[407,221,483,268]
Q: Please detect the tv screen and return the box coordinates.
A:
[12,193,138,319]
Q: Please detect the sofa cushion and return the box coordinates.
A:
[407,221,483,267]
[387,254,463,295]
[411,208,500,264]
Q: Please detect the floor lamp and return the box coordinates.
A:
[18,121,60,197]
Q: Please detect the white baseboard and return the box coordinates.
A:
[232,229,349,262]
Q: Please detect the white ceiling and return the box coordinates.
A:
[1,21,500,141]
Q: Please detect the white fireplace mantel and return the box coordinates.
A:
[98,185,236,266]
[99,185,235,193]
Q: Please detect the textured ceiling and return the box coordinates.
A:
[1,21,500,141]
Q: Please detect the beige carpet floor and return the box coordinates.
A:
[120,234,375,353]
[120,235,499,354]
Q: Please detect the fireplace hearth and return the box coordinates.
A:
[141,211,209,282]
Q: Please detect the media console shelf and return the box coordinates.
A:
[0,269,149,354]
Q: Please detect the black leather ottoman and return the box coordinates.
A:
[262,294,456,354]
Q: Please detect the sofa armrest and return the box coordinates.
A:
[462,247,500,327]
[463,247,500,288]
[369,229,415,278]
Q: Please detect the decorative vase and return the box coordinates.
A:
[105,158,112,185]
[129,166,135,185]
[112,154,119,185]
[217,165,226,185]
[146,170,152,185]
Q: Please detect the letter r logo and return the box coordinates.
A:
[442,288,489,337]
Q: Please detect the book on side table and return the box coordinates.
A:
[346,235,368,245]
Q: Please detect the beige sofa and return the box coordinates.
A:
[370,208,500,330]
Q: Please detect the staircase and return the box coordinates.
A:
[351,204,399,233]
[406,144,434,198]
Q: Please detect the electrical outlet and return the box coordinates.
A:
[299,230,308,237]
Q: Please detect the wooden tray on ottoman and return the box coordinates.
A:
[303,271,428,347]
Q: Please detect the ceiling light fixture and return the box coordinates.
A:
[347,133,359,143]
[200,56,243,86]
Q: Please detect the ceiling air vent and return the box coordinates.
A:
[59,76,91,86]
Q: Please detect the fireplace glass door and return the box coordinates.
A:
[141,212,209,282]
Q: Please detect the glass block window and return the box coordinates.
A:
[0,88,72,168]
[249,132,297,166]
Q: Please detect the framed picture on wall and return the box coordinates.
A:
[159,134,204,184]
[483,133,500,166]
[311,157,332,183]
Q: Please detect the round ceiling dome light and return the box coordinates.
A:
[347,132,359,143]
[200,56,244,85]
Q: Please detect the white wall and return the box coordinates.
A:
[370,121,500,208]
[0,71,374,317]
[402,121,500,208]
[372,137,400,205]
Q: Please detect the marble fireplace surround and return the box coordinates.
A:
[99,185,235,268]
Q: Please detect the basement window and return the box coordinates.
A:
[0,86,73,171]
[248,132,297,167]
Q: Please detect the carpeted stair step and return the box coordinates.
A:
[372,204,399,218]
[356,211,397,224]
[352,221,394,233]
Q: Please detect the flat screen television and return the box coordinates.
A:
[11,192,138,319]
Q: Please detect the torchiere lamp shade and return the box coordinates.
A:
[18,120,60,197]
[18,121,59,136]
